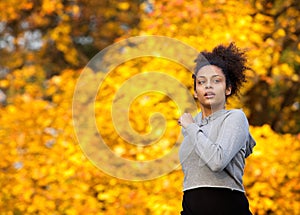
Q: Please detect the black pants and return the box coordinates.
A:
[181,187,252,215]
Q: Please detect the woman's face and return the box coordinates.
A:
[194,65,231,112]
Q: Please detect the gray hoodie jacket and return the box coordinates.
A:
[179,109,256,192]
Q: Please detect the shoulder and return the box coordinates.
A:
[226,109,246,117]
[224,109,248,124]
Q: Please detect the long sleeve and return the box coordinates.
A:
[185,110,249,172]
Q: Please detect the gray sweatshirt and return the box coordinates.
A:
[179,109,256,192]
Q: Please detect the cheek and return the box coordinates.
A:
[196,84,205,91]
[217,83,227,92]
[195,87,204,96]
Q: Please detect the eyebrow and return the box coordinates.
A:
[196,75,224,79]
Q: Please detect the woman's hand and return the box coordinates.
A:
[178,113,195,128]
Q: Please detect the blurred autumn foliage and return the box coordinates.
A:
[0,0,300,214]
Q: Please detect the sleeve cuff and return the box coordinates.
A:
[181,127,188,137]
[185,123,201,136]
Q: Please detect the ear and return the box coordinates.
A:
[194,91,198,99]
[225,86,232,96]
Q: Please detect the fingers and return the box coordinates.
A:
[178,113,194,126]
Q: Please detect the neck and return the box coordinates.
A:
[200,105,225,119]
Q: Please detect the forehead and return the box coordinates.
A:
[196,65,224,78]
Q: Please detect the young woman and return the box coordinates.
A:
[178,43,256,215]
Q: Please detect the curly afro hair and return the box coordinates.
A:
[193,42,250,97]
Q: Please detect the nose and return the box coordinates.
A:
[205,80,213,89]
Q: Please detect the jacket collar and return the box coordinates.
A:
[196,109,227,125]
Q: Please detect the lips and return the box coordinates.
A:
[204,92,215,98]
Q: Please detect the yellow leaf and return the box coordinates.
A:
[118,2,130,10]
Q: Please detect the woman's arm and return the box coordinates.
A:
[185,110,249,172]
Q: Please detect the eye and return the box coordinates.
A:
[198,80,205,85]
[213,79,221,83]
